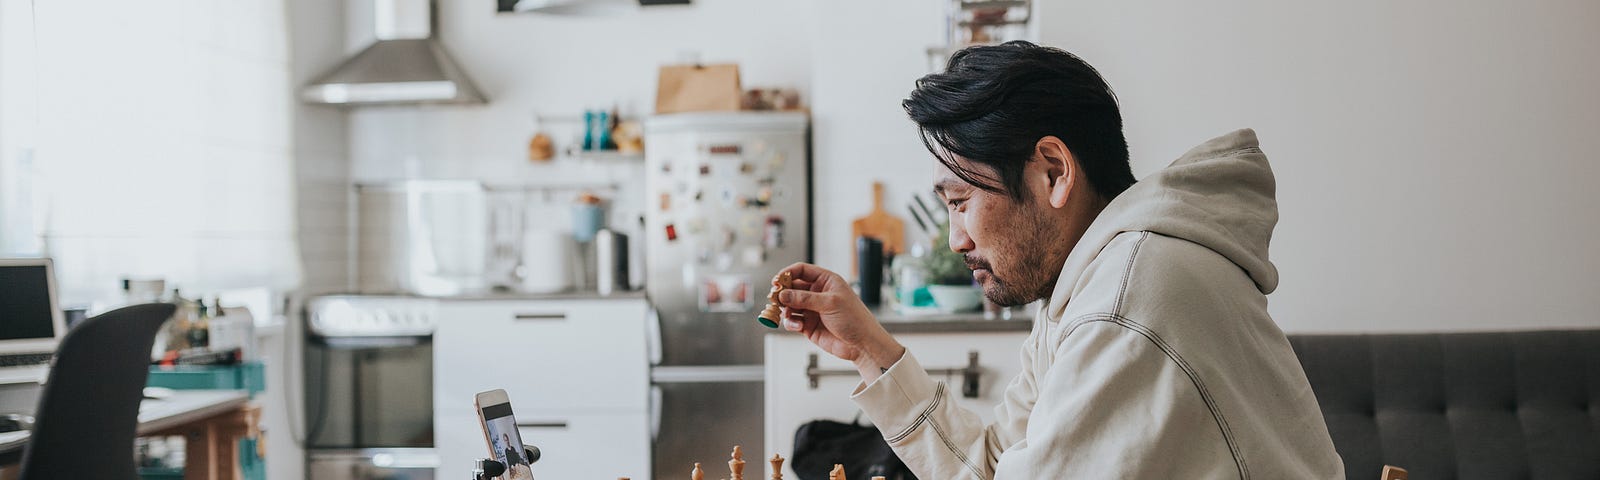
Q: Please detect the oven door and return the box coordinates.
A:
[308,449,438,480]
[305,337,433,449]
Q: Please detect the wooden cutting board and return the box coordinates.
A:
[851,181,906,273]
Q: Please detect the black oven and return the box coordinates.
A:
[304,296,438,480]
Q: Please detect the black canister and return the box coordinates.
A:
[857,236,884,306]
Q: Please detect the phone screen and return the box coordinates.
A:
[481,401,529,468]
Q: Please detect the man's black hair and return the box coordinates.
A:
[905,41,1135,201]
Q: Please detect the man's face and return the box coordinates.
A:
[934,161,1070,307]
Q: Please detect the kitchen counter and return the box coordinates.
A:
[763,307,1035,334]
[438,288,647,301]
[881,317,1034,333]
[334,288,647,301]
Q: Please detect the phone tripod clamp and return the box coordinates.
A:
[471,444,541,480]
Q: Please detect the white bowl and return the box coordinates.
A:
[927,285,983,313]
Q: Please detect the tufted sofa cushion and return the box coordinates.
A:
[1288,330,1600,480]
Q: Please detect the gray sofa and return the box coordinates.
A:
[1289,330,1600,479]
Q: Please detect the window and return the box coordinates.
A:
[0,1,301,305]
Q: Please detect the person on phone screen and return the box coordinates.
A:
[501,433,524,466]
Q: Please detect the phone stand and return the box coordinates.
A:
[471,445,542,480]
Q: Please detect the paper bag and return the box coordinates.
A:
[656,64,742,114]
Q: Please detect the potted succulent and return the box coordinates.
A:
[922,223,983,313]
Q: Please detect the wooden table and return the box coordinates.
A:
[0,389,255,480]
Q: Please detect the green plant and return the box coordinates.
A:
[922,222,973,286]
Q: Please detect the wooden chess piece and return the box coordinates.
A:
[829,464,846,480]
[692,462,704,480]
[768,454,785,480]
[729,446,746,480]
[756,271,792,328]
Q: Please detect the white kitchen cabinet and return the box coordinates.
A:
[763,326,1031,479]
[434,296,651,479]
[436,408,651,480]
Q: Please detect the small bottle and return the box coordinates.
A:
[165,289,192,351]
[188,298,210,349]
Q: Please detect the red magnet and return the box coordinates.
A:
[665,224,678,241]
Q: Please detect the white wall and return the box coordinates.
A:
[807,0,947,275]
[1037,0,1600,332]
[292,0,355,295]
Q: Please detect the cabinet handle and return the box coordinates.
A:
[513,312,567,321]
[516,421,569,429]
[807,350,984,398]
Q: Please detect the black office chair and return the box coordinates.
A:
[18,303,175,480]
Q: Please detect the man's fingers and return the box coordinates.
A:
[789,278,814,291]
[778,288,828,312]
[781,262,835,285]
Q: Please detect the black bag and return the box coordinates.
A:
[791,417,917,480]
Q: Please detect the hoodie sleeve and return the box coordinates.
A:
[852,319,1237,479]
[849,328,1042,480]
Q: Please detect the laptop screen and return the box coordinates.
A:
[0,264,56,341]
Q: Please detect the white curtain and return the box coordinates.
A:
[1,0,302,304]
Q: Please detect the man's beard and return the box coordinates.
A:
[968,208,1064,307]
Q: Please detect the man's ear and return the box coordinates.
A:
[1036,136,1076,209]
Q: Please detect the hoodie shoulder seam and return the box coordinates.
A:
[1060,313,1252,480]
[1113,232,1151,316]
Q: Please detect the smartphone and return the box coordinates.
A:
[475,389,531,479]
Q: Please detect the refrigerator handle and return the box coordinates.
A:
[645,306,663,366]
[649,384,663,442]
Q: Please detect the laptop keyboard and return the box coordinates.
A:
[0,353,52,368]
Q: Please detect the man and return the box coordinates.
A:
[776,42,1344,478]
[501,433,524,466]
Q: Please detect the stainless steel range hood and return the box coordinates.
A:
[302,0,485,106]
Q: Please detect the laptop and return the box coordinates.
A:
[0,258,66,385]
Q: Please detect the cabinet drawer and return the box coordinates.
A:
[434,409,650,480]
[513,411,650,480]
[434,299,649,412]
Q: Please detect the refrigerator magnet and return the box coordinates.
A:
[764,216,785,248]
[741,245,766,266]
[698,278,723,311]
[659,193,671,211]
[699,163,712,176]
[739,162,755,174]
[664,223,678,241]
[698,274,752,312]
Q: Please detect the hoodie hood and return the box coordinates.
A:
[1047,128,1279,315]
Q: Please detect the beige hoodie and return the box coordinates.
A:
[851,129,1344,479]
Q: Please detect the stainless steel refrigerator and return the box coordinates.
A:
[642,112,810,478]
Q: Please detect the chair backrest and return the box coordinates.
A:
[19,303,175,480]
[1290,330,1600,479]
[1380,465,1408,480]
